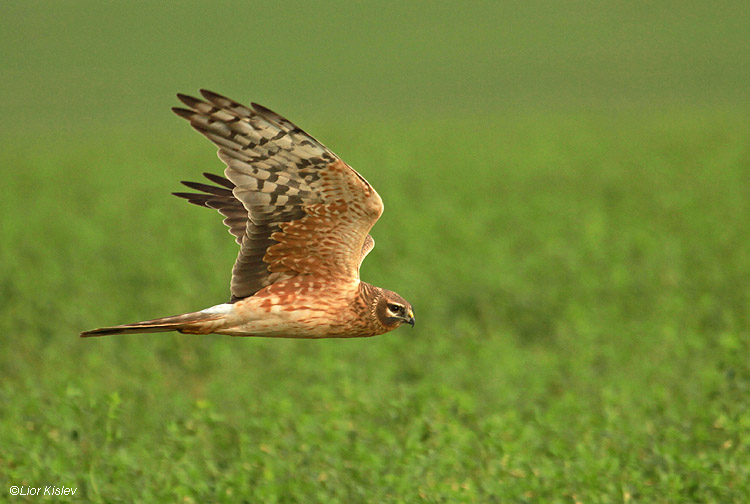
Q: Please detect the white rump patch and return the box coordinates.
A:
[201,303,234,315]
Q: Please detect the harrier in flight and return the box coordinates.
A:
[81,90,414,338]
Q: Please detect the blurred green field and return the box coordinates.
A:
[2,2,750,503]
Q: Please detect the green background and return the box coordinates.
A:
[1,1,749,502]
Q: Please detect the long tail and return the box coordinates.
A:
[80,311,224,338]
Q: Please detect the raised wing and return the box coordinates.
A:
[172,90,383,301]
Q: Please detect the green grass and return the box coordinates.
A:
[1,111,749,502]
[2,1,750,502]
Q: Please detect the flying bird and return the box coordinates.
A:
[81,90,414,338]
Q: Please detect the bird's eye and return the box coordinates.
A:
[388,304,402,313]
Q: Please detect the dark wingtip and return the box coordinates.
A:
[179,180,233,196]
[172,107,194,119]
[203,172,235,189]
[200,89,227,103]
[251,102,281,118]
[176,93,203,108]
[172,191,195,201]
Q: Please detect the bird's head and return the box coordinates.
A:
[374,289,415,330]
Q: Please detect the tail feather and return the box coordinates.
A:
[80,311,224,338]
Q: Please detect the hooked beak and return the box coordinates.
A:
[406,308,415,327]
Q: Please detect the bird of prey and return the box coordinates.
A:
[80,90,414,338]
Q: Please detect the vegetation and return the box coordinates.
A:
[1,2,748,502]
